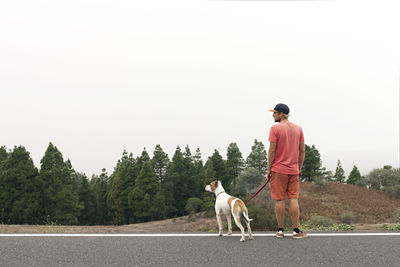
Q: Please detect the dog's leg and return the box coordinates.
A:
[232,213,245,242]
[216,213,223,236]
[246,218,254,240]
[226,213,232,235]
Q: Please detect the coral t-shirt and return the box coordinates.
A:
[268,122,304,175]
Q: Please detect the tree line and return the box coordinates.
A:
[301,144,400,194]
[0,142,398,225]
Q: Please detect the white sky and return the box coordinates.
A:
[1,0,399,177]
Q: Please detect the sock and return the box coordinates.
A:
[278,228,284,232]
[293,228,300,233]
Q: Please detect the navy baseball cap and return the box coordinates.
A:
[269,103,290,115]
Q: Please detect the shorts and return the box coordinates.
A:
[270,171,299,200]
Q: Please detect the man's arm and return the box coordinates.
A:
[267,142,277,178]
[298,141,305,175]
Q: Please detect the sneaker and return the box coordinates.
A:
[292,230,308,239]
[275,230,284,238]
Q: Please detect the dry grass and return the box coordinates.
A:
[298,182,400,223]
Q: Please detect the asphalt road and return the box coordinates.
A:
[1,233,399,266]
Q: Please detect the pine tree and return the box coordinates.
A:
[164,146,187,216]
[226,142,244,193]
[151,144,169,184]
[107,150,137,224]
[334,160,346,183]
[0,146,40,224]
[0,146,7,223]
[203,160,216,184]
[182,145,203,199]
[107,168,125,225]
[0,146,7,164]
[183,145,196,188]
[246,139,268,176]
[136,148,150,176]
[129,161,166,222]
[236,167,264,196]
[207,149,229,191]
[160,163,178,218]
[347,165,361,185]
[76,173,96,225]
[301,144,323,182]
[39,143,79,225]
[90,168,109,224]
[194,148,203,170]
[191,147,205,198]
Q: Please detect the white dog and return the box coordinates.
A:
[205,180,254,242]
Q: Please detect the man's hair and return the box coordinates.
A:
[279,112,290,120]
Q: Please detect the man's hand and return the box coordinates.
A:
[266,170,272,180]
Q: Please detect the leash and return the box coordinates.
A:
[244,175,272,204]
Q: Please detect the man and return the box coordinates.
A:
[267,103,308,239]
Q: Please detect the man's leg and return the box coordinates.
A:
[287,174,300,229]
[275,200,285,228]
[289,198,299,228]
[287,174,307,238]
[270,171,288,230]
[289,197,308,238]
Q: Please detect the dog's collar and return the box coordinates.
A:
[216,190,225,198]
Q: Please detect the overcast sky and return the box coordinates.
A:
[1,0,399,177]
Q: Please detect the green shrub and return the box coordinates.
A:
[383,224,400,231]
[201,201,215,218]
[300,222,354,231]
[333,224,355,231]
[307,215,335,227]
[341,211,355,224]
[381,224,400,231]
[185,197,203,215]
[0,208,6,224]
[43,215,59,226]
[246,204,268,229]
[223,204,276,231]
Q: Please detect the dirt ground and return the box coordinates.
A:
[0,214,392,233]
[0,214,218,233]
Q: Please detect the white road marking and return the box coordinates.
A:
[0,233,399,237]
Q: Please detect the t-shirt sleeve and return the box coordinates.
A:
[299,127,305,142]
[268,126,278,143]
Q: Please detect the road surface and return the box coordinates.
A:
[1,232,399,266]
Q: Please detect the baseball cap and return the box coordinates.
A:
[269,103,290,115]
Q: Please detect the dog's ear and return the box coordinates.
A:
[214,181,219,188]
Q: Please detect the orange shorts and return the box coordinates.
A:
[270,171,299,200]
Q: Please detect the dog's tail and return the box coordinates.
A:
[241,209,253,223]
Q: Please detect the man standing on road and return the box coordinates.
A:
[267,103,308,239]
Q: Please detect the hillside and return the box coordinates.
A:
[251,182,400,224]
[299,182,400,223]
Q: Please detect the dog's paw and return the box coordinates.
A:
[218,232,223,236]
[240,238,245,242]
[227,231,232,235]
[249,236,254,240]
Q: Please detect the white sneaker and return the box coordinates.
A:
[275,230,284,238]
[293,230,308,239]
